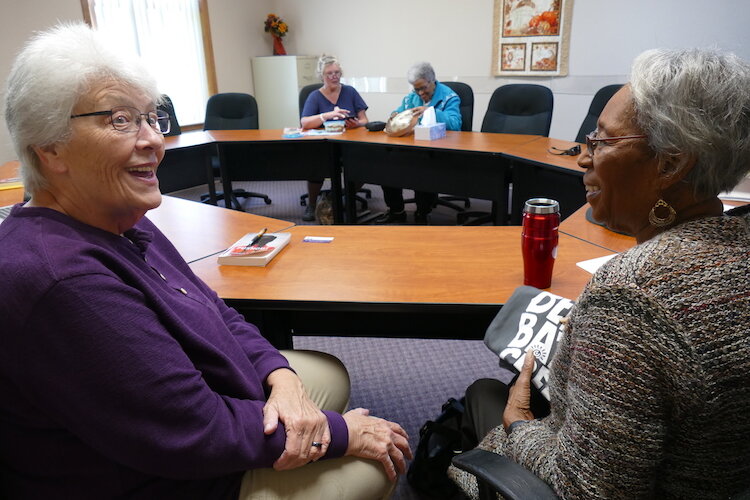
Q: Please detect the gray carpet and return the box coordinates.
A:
[293,336,506,500]
[168,180,503,499]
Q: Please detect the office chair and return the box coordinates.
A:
[201,92,271,210]
[158,94,181,137]
[297,83,371,213]
[574,84,623,143]
[453,448,750,500]
[458,83,554,225]
[452,449,558,500]
[403,81,475,216]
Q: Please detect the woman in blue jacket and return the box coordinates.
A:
[376,62,462,224]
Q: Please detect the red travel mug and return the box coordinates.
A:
[521,198,560,289]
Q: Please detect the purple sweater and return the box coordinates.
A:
[0,204,348,499]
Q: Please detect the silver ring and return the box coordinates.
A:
[311,441,323,448]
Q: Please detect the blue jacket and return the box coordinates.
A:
[393,81,462,131]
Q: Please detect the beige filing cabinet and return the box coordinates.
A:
[251,55,318,129]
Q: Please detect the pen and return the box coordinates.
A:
[245,227,267,249]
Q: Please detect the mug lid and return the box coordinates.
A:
[524,198,559,214]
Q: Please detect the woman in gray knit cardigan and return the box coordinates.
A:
[451,48,750,499]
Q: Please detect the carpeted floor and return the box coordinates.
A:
[167,180,504,499]
[292,336,509,500]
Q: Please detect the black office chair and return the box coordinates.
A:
[201,92,271,210]
[403,81,475,216]
[158,94,181,137]
[574,84,623,143]
[452,449,558,500]
[453,448,750,500]
[299,83,323,117]
[458,84,554,225]
[297,83,371,212]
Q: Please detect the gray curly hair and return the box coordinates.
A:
[630,48,750,196]
[407,62,436,85]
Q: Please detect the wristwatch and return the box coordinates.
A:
[505,420,529,435]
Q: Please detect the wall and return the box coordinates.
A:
[0,0,83,164]
[2,0,750,169]
[271,0,750,139]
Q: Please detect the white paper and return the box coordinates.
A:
[576,253,617,274]
[421,106,436,126]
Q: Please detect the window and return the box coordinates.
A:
[82,0,217,128]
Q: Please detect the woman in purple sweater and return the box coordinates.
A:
[0,23,409,499]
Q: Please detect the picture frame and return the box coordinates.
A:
[492,0,574,76]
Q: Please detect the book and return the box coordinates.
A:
[217,231,291,267]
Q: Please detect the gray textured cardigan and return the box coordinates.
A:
[451,211,750,499]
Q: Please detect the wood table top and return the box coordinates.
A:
[503,137,586,173]
[163,128,544,155]
[559,203,636,254]
[329,127,542,154]
[147,196,295,263]
[0,160,23,206]
[189,224,611,306]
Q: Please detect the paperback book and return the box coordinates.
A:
[217,232,291,266]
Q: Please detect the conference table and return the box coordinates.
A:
[147,195,295,263]
[504,137,588,224]
[161,128,587,225]
[168,198,621,348]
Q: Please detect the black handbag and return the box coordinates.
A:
[407,397,465,499]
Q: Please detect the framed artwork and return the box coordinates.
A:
[492,0,573,76]
[501,43,526,71]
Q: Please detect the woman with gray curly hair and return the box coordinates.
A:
[451,47,750,499]
[377,61,462,224]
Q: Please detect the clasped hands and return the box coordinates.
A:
[263,369,412,481]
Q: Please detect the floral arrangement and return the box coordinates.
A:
[264,13,288,38]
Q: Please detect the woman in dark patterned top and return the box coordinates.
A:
[451,48,750,499]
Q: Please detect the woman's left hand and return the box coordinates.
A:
[263,368,330,470]
[503,350,537,429]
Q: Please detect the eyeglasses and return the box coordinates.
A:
[413,83,433,94]
[324,70,342,78]
[70,106,171,134]
[585,131,647,156]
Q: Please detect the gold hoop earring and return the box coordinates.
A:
[648,199,677,227]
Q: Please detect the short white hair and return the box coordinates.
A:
[4,22,161,194]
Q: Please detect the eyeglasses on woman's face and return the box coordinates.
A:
[585,131,647,156]
[323,70,342,79]
[70,106,171,134]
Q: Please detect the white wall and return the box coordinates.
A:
[2,0,749,163]
[271,0,750,139]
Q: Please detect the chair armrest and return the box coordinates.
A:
[452,449,559,500]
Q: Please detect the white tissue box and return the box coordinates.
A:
[414,122,446,141]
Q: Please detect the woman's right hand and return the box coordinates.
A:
[321,106,351,121]
[343,408,412,481]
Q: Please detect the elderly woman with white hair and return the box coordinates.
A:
[0,23,410,499]
[300,55,369,221]
[377,61,462,224]
[450,47,750,499]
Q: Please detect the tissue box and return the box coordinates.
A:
[414,122,446,141]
